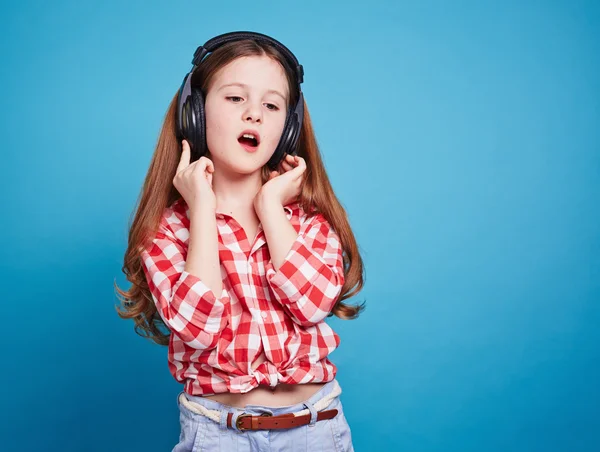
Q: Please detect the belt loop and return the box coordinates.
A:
[303,401,318,427]
[221,407,243,432]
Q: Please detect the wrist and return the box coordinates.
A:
[189,202,216,219]
[254,191,282,216]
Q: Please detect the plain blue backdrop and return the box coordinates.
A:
[1,0,598,451]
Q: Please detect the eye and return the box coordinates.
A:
[265,103,279,111]
[226,96,243,102]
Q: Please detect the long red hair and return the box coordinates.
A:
[115,38,366,345]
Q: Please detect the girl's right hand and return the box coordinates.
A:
[173,140,216,212]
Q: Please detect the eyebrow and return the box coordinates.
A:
[217,82,287,102]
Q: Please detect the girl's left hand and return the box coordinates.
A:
[255,154,306,208]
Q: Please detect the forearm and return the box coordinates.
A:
[184,206,222,297]
[255,195,298,270]
[260,207,346,327]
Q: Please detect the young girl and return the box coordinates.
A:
[116,31,365,451]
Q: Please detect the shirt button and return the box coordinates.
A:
[261,311,268,319]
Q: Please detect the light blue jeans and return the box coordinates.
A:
[172,379,354,451]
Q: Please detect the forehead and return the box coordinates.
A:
[210,55,290,97]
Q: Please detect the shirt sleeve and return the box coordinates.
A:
[265,213,345,327]
[139,219,230,350]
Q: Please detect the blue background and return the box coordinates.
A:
[1,0,598,451]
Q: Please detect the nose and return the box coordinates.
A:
[243,99,262,124]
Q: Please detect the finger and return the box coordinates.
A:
[284,154,297,167]
[280,156,300,175]
[289,160,305,180]
[197,156,213,173]
[204,165,214,177]
[176,140,191,173]
[291,156,306,172]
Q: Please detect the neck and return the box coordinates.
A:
[212,166,263,215]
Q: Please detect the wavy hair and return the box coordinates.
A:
[115,38,366,345]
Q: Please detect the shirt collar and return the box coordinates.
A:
[181,199,300,221]
[283,201,300,219]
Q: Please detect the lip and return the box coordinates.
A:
[238,140,259,153]
[238,129,261,146]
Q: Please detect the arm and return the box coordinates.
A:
[257,200,345,327]
[185,206,222,296]
[140,206,229,349]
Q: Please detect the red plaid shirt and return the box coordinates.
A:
[140,197,345,396]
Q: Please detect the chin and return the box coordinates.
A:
[210,145,273,175]
[223,159,266,176]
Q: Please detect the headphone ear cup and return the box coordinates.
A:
[267,108,296,170]
[189,87,207,162]
[176,74,190,141]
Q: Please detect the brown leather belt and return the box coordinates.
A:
[227,408,339,431]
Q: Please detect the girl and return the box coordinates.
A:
[116,31,365,451]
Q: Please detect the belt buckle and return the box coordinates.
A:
[236,413,252,432]
[236,412,272,432]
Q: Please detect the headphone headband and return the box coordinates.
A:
[191,31,304,84]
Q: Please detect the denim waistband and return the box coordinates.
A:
[182,379,340,416]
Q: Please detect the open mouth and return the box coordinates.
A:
[237,132,260,149]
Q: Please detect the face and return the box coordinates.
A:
[204,55,290,175]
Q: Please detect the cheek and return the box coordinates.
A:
[265,114,288,146]
[204,105,227,148]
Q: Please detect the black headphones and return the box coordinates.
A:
[176,31,305,170]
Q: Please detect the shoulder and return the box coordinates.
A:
[285,201,316,224]
[156,198,190,240]
[286,201,332,234]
